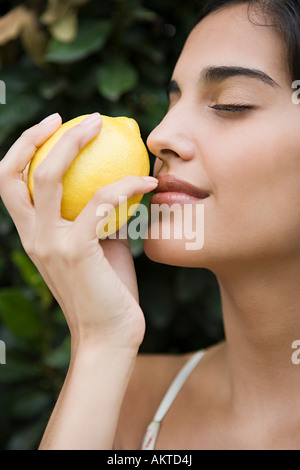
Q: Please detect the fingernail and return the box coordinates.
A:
[80,113,102,126]
[142,176,159,184]
[40,113,60,124]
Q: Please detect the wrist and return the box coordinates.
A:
[69,320,144,360]
[70,332,140,365]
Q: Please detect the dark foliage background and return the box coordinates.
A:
[0,0,224,449]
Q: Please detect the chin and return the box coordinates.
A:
[142,210,207,267]
[143,238,208,268]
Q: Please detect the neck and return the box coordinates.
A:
[215,255,300,414]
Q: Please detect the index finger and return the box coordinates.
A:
[0,113,62,176]
[0,113,62,238]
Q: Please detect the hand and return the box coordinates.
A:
[0,112,158,352]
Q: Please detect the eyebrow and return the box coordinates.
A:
[166,65,280,97]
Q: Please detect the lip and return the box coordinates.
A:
[150,174,210,206]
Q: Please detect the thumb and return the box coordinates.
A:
[70,175,158,241]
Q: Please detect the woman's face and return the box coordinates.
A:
[143,3,300,272]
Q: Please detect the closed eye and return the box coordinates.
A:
[209,104,254,112]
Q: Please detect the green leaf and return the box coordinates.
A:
[97,57,138,101]
[124,31,163,62]
[0,288,40,339]
[0,206,14,236]
[49,9,78,43]
[0,357,38,383]
[11,389,51,420]
[66,64,99,99]
[6,419,46,450]
[11,250,53,309]
[45,19,111,63]
[11,250,41,286]
[128,192,152,257]
[129,236,144,258]
[0,92,44,145]
[132,6,157,22]
[43,336,71,369]
[38,78,68,100]
[0,258,6,278]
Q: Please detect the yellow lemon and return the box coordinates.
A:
[27,114,150,238]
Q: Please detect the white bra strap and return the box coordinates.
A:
[153,349,205,422]
[141,350,205,450]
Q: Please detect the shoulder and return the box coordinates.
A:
[113,351,194,450]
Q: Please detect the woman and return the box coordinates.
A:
[1,0,300,450]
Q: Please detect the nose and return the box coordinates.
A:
[146,105,197,170]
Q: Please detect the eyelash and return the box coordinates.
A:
[209,104,254,113]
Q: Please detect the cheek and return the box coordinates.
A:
[206,107,300,195]
[206,114,300,252]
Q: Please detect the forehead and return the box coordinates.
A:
[173,4,289,88]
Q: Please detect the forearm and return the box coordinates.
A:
[39,342,138,450]
[0,113,149,450]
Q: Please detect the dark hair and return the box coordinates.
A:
[195,0,300,82]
